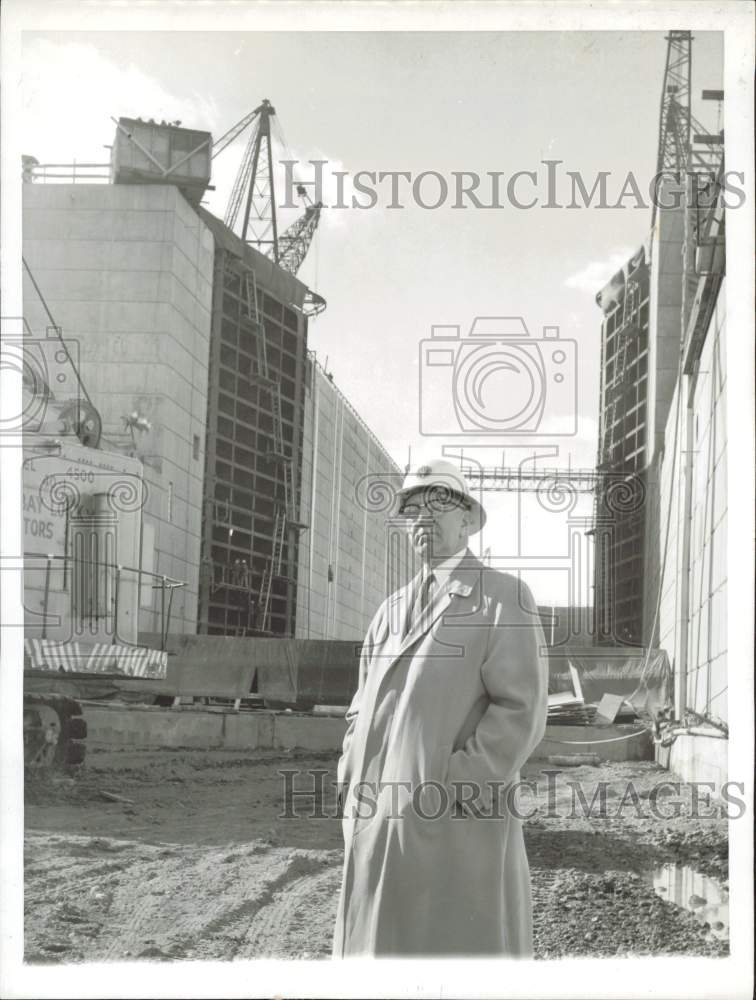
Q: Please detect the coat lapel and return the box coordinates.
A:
[374,554,483,670]
[374,576,416,667]
[397,579,454,656]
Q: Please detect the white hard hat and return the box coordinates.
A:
[395,458,486,534]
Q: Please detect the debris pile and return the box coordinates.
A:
[547,663,641,726]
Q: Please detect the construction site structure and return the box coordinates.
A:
[591,30,725,650]
[460,465,599,493]
[213,99,326,316]
[197,99,325,637]
[21,106,398,645]
[110,116,212,205]
[14,276,179,772]
[196,210,309,638]
[592,248,651,645]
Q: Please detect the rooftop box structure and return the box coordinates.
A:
[111,117,211,204]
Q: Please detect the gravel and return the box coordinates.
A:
[533,871,728,958]
[25,751,730,960]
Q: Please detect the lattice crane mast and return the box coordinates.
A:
[653,30,724,327]
[214,99,279,259]
[212,100,323,279]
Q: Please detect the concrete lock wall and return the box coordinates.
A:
[84,703,348,752]
[654,276,727,787]
[23,183,215,635]
[138,632,361,706]
[83,703,651,762]
[655,286,727,718]
[648,196,686,466]
[296,357,408,639]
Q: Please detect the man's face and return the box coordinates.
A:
[400,486,471,562]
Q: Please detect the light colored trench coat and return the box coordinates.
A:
[332,552,548,957]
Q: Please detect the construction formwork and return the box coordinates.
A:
[197,218,309,638]
[593,248,651,645]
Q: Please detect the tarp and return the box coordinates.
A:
[24,638,167,679]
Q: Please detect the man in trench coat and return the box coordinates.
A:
[332,458,548,958]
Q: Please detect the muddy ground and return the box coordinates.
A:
[25,745,730,962]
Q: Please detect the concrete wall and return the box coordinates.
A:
[137,631,360,707]
[649,285,727,720]
[83,704,652,762]
[23,184,214,634]
[655,281,727,725]
[667,733,728,797]
[296,357,406,639]
[653,268,727,789]
[84,704,347,752]
[686,286,727,723]
[648,197,685,466]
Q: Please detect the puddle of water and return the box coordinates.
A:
[650,863,729,939]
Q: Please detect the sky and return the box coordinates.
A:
[18,28,724,603]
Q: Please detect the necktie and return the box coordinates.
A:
[410,572,436,633]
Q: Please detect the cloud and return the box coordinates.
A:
[19,36,373,277]
[563,247,635,296]
[204,141,380,254]
[21,38,221,165]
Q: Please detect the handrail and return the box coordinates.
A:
[25,551,185,651]
[24,551,185,588]
[26,163,111,184]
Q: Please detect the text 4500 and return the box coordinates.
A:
[65,467,95,483]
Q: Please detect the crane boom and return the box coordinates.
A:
[272,201,323,276]
[211,102,267,160]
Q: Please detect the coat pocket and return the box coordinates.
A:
[435,742,454,786]
[418,742,453,818]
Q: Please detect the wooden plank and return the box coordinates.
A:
[594,692,627,725]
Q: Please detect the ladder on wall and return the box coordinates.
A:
[244,269,299,633]
[245,271,269,378]
[244,271,287,461]
[257,509,286,633]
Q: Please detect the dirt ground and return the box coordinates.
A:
[24,744,730,962]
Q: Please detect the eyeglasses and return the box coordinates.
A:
[400,492,471,518]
